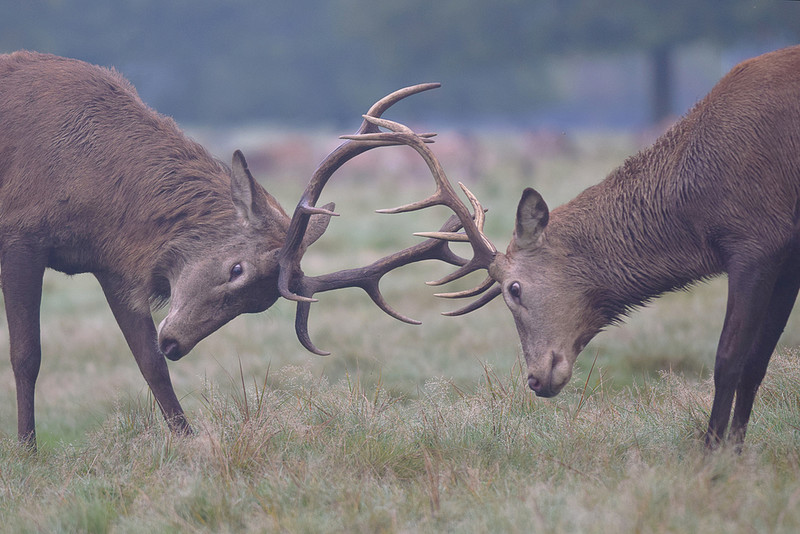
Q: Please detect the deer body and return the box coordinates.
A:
[375,45,800,448]
[489,46,800,446]
[0,51,445,448]
[0,51,302,446]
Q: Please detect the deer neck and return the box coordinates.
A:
[549,136,722,324]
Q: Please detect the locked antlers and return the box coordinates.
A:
[354,116,502,315]
[280,83,501,355]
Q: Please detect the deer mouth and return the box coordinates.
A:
[156,309,211,361]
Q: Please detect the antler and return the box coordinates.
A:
[277,82,441,305]
[346,116,503,316]
[290,214,467,354]
[278,83,467,355]
[278,83,502,355]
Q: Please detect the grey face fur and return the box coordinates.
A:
[489,189,600,397]
[157,153,330,361]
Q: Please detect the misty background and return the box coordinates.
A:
[2,1,798,132]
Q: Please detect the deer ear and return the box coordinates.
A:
[512,187,549,251]
[230,150,288,227]
[231,150,259,223]
[302,202,335,249]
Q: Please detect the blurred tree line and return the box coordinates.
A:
[1,0,797,127]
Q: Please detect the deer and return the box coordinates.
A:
[0,50,470,449]
[351,45,800,449]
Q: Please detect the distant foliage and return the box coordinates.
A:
[0,1,796,125]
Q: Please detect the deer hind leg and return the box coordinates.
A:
[0,244,47,448]
[95,274,191,435]
[705,261,780,448]
[727,265,800,446]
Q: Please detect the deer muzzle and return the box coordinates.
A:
[156,314,200,361]
[525,349,573,398]
[159,337,183,361]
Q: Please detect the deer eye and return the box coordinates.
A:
[229,263,244,282]
[508,281,522,301]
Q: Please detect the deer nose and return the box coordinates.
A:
[528,374,542,393]
[160,338,182,361]
[528,374,557,397]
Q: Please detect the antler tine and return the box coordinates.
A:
[277,83,441,304]
[350,130,497,286]
[346,118,503,311]
[291,214,468,355]
[432,274,502,317]
[413,182,493,251]
[365,84,442,118]
[434,275,495,299]
[441,285,503,317]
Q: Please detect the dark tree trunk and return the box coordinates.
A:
[651,45,673,124]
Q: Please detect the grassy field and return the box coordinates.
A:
[2,129,800,532]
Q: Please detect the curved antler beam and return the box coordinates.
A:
[277,83,441,304]
[277,82,501,355]
[292,215,467,355]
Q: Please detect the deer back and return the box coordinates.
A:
[0,51,298,358]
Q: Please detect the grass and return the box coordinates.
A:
[3,356,800,532]
[2,129,800,532]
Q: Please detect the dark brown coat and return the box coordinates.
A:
[487,45,800,447]
[0,51,325,447]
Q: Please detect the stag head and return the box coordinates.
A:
[349,114,608,397]
[158,83,469,359]
[486,189,603,396]
[157,151,331,360]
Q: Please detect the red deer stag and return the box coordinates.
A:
[0,51,464,448]
[360,46,800,448]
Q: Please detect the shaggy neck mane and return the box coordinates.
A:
[548,119,723,325]
[83,103,241,307]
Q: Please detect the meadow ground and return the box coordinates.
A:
[1,128,800,532]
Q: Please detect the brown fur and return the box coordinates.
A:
[1,52,295,306]
[0,51,300,447]
[488,45,800,448]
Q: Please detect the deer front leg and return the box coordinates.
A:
[95,274,191,435]
[728,266,800,445]
[0,245,47,449]
[705,263,778,448]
